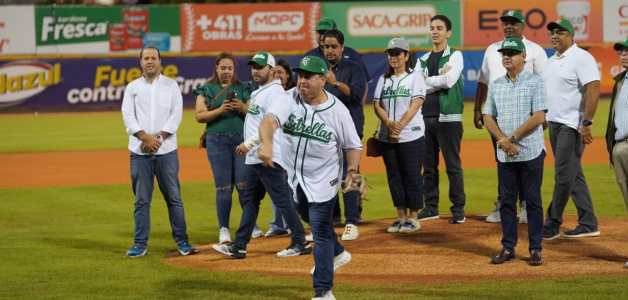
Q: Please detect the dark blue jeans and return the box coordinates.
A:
[206,131,246,229]
[295,185,344,292]
[497,151,545,253]
[130,150,189,248]
[380,137,425,210]
[234,163,306,249]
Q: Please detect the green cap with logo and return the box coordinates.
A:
[547,18,575,36]
[614,35,628,51]
[247,52,275,67]
[498,37,526,53]
[500,10,525,24]
[292,56,328,75]
[316,18,336,31]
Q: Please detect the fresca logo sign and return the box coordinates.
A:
[0,61,61,107]
[40,16,108,43]
[347,5,436,36]
[35,7,115,45]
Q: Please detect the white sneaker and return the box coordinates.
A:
[387,218,403,233]
[486,201,501,223]
[305,232,313,242]
[219,227,231,244]
[398,218,420,233]
[312,290,336,300]
[310,250,352,276]
[252,225,264,238]
[519,201,528,224]
[625,261,628,268]
[341,224,358,241]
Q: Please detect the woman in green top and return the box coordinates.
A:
[194,52,258,244]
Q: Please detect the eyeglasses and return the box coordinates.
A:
[547,31,569,37]
[275,70,287,75]
[618,49,628,56]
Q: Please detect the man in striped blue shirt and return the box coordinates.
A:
[606,38,628,270]
[483,38,547,267]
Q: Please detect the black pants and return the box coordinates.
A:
[380,137,425,210]
[491,135,525,203]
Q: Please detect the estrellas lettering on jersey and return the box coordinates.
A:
[282,114,332,143]
[381,85,411,99]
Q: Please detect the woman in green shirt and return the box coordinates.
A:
[194,52,257,244]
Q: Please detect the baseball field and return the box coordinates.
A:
[1,101,627,299]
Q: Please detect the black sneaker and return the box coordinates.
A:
[417,208,440,221]
[212,242,246,259]
[449,212,465,224]
[563,226,600,238]
[542,227,560,240]
[276,242,312,258]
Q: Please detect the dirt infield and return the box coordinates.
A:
[0,138,610,188]
[165,214,628,284]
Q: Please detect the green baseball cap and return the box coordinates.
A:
[614,35,628,51]
[498,37,526,53]
[500,10,525,24]
[547,18,575,36]
[316,18,336,31]
[247,52,275,67]
[292,56,328,75]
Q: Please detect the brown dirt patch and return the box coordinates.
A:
[0,138,609,188]
[165,214,628,285]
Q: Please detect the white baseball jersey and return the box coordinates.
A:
[268,88,363,203]
[373,71,426,143]
[478,36,548,85]
[243,79,286,166]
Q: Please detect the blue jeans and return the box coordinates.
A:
[498,151,545,253]
[296,185,344,292]
[130,150,189,248]
[269,201,289,232]
[234,164,306,249]
[206,131,246,229]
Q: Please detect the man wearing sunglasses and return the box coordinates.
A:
[474,10,548,224]
[542,19,601,241]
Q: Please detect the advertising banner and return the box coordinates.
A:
[322,1,461,50]
[603,0,628,42]
[462,0,603,46]
[180,3,321,52]
[34,5,181,54]
[0,6,36,55]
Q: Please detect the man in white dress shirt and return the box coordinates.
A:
[121,46,197,258]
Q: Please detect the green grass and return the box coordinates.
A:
[1,101,611,153]
[1,166,627,299]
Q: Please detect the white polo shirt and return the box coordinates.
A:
[121,74,182,155]
[373,71,426,143]
[544,43,600,131]
[268,88,363,203]
[478,36,548,85]
[243,80,285,166]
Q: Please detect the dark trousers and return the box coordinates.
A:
[234,163,306,249]
[545,122,598,230]
[380,137,425,209]
[423,118,466,213]
[295,185,344,292]
[491,135,525,203]
[332,152,360,225]
[497,151,545,253]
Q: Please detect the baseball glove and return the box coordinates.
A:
[343,171,369,206]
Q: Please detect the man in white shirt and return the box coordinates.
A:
[258,56,362,300]
[473,10,548,224]
[121,46,197,258]
[212,52,311,259]
[543,19,601,240]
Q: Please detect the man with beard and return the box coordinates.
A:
[212,52,311,259]
[473,10,548,224]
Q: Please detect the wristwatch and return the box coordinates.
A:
[334,81,341,88]
[582,120,593,126]
[509,135,517,144]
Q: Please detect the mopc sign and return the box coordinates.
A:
[0,6,36,55]
[603,0,628,42]
[323,1,461,50]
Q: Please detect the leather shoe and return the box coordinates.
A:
[529,250,543,266]
[491,249,515,264]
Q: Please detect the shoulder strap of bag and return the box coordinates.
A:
[208,82,232,111]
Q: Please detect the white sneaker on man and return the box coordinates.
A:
[341,224,358,241]
[310,250,352,275]
[486,201,501,223]
[305,232,313,242]
[251,225,264,238]
[312,290,335,300]
[219,227,231,244]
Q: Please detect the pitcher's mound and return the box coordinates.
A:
[165,215,628,284]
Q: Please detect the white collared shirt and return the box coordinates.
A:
[478,36,548,85]
[544,43,600,131]
[121,74,183,155]
[244,79,286,166]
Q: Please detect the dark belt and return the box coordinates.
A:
[618,138,628,143]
